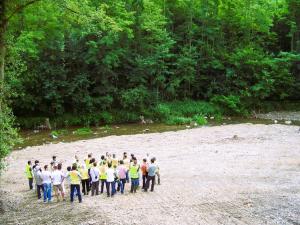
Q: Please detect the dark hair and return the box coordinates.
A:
[151,158,155,163]
[88,154,92,157]
[58,163,62,170]
[52,156,56,159]
[112,154,116,158]
[143,158,147,162]
[93,162,97,167]
[123,152,127,155]
[90,158,95,164]
[34,160,39,164]
[72,165,77,170]
[44,165,48,170]
[119,160,124,164]
[132,156,137,161]
[101,155,105,160]
[28,161,31,164]
[67,166,71,171]
[108,163,112,168]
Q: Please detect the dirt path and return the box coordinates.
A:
[0,124,300,225]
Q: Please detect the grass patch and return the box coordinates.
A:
[73,127,92,135]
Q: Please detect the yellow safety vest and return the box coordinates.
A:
[69,171,81,184]
[80,168,89,180]
[85,158,91,169]
[112,158,118,167]
[25,164,32,178]
[99,165,107,179]
[129,164,139,179]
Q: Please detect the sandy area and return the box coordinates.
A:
[0,124,300,225]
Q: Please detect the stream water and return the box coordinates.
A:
[16,116,300,150]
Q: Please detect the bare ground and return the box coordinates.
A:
[0,124,300,225]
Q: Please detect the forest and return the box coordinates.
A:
[1,0,300,162]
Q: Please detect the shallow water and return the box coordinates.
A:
[16,117,300,149]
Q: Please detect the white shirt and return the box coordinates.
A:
[106,168,115,182]
[52,170,63,185]
[41,171,52,184]
[90,167,100,182]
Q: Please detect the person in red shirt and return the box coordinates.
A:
[141,158,148,190]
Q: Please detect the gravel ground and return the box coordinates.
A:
[256,111,300,121]
[0,124,300,225]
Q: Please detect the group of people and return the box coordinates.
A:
[25,152,160,203]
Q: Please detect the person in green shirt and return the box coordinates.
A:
[129,157,140,193]
[25,161,33,190]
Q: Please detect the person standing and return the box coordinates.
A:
[90,162,100,196]
[41,165,52,203]
[35,166,44,199]
[123,152,130,183]
[80,165,90,195]
[117,160,127,194]
[99,161,107,194]
[25,161,33,190]
[52,165,65,202]
[141,158,148,190]
[106,163,115,197]
[129,157,140,193]
[68,165,82,203]
[144,158,157,192]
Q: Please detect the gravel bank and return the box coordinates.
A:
[0,124,299,225]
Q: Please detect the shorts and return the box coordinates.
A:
[53,184,63,192]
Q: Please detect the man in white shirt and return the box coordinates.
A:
[90,162,100,196]
[52,165,65,202]
[41,165,52,203]
[106,163,115,197]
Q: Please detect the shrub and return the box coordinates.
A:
[166,116,192,125]
[193,115,207,126]
[210,95,248,115]
[100,112,113,124]
[73,127,92,135]
[153,104,171,121]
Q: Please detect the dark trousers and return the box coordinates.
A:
[81,179,90,195]
[70,184,82,202]
[100,179,106,193]
[142,174,148,189]
[145,176,155,192]
[130,178,139,193]
[106,181,115,197]
[37,184,44,199]
[28,178,33,190]
[91,181,99,196]
[119,178,126,194]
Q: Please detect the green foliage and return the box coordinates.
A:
[73,127,93,135]
[2,0,300,126]
[0,104,19,171]
[211,95,248,116]
[193,115,208,126]
[166,116,192,125]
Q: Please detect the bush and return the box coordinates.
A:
[166,116,192,125]
[153,104,171,121]
[100,112,113,124]
[162,100,220,117]
[73,127,92,135]
[210,95,248,115]
[193,115,207,126]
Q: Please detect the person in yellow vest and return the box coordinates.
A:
[84,153,92,169]
[25,161,33,190]
[67,165,82,203]
[111,154,118,168]
[129,157,140,193]
[99,160,107,194]
[123,152,130,183]
[79,165,90,195]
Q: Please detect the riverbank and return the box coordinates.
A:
[1,124,299,225]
